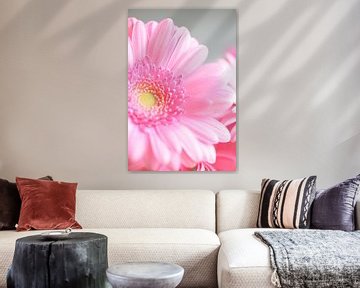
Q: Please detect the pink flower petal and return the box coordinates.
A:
[185,94,233,118]
[221,109,236,126]
[180,116,219,144]
[154,27,190,68]
[147,18,175,66]
[164,27,191,68]
[146,21,158,41]
[183,62,234,117]
[179,151,196,168]
[155,125,182,153]
[128,37,134,68]
[148,129,171,165]
[196,117,231,143]
[128,160,144,171]
[128,17,137,38]
[184,63,232,103]
[173,125,203,163]
[128,123,148,162]
[213,142,236,171]
[170,44,208,77]
[167,154,181,170]
[131,20,147,62]
[230,124,236,142]
[198,142,216,164]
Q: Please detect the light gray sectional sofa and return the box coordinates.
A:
[0,189,359,288]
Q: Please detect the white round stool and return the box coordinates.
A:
[106,262,184,288]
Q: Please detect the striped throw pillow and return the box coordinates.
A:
[257,176,317,229]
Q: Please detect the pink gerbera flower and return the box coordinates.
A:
[128,18,233,171]
[220,47,236,142]
[184,47,237,171]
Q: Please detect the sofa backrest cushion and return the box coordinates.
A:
[216,190,260,233]
[217,190,360,232]
[76,190,216,231]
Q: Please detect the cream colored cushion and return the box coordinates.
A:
[217,228,278,288]
[0,230,57,288]
[76,190,215,231]
[216,190,260,233]
[0,228,219,288]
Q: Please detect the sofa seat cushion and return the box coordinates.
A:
[101,228,220,288]
[0,229,55,288]
[0,228,219,288]
[218,228,282,288]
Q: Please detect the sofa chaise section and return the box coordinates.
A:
[216,190,273,288]
[216,189,360,288]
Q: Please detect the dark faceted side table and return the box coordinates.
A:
[106,262,184,288]
[7,232,108,288]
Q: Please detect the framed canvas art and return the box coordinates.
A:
[128,9,236,171]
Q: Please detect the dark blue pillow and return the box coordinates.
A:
[311,174,360,231]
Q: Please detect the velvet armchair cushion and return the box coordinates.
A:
[16,177,82,231]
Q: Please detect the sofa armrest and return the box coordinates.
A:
[356,200,360,230]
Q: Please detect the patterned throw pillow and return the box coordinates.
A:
[257,176,317,229]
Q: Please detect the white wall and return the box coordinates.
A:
[0,0,359,191]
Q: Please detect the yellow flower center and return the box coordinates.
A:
[138,92,157,108]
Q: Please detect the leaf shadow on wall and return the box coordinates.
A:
[236,0,360,178]
[0,0,71,37]
[42,0,133,57]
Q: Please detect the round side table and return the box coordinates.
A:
[7,232,108,288]
[106,262,184,288]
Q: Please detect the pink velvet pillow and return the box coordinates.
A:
[16,177,82,231]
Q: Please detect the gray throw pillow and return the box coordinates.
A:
[311,174,360,231]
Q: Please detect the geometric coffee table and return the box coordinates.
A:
[106,262,184,288]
